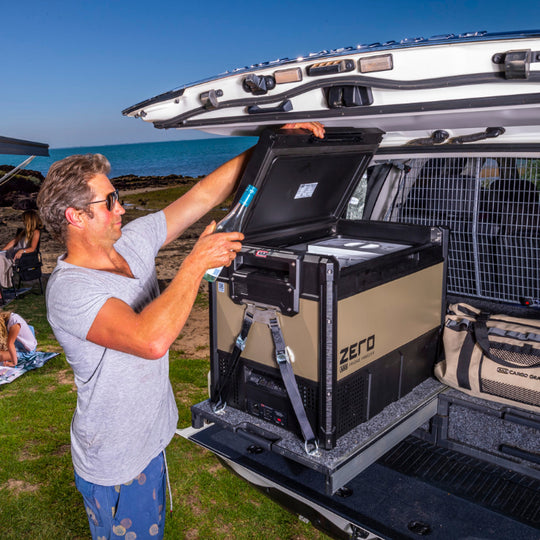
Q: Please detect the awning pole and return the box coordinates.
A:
[0,156,36,188]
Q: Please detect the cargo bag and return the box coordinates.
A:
[435,303,540,413]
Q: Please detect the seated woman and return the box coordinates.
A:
[0,311,37,367]
[0,210,42,293]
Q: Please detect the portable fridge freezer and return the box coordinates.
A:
[195,128,447,452]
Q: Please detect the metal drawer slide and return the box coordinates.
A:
[182,378,445,494]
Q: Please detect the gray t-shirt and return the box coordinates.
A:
[46,211,178,486]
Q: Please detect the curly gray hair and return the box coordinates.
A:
[37,154,111,243]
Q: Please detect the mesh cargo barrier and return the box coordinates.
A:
[387,157,540,305]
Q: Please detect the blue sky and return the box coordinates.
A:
[2,0,539,149]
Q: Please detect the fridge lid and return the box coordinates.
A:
[233,127,383,238]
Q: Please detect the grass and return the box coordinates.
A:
[120,184,234,219]
[122,186,194,209]
[0,290,330,539]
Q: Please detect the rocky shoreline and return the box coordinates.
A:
[0,165,199,209]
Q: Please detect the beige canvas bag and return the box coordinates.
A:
[435,302,540,413]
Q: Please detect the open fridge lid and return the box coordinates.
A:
[232,127,383,239]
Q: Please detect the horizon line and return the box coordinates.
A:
[51,134,257,152]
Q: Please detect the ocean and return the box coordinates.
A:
[0,137,258,179]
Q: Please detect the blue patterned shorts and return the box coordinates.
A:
[74,452,166,540]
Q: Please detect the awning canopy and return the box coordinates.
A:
[0,135,49,157]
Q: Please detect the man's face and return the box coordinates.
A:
[85,174,125,244]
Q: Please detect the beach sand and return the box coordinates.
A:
[0,183,213,359]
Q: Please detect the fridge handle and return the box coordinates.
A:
[235,424,281,451]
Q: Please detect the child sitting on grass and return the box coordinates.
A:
[0,311,37,367]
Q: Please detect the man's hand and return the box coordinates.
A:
[188,221,244,275]
[282,122,325,139]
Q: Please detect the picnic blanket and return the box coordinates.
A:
[0,350,59,386]
[0,287,32,307]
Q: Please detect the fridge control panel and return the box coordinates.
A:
[227,247,302,315]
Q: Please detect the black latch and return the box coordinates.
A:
[492,49,539,79]
[326,86,373,108]
[246,100,293,115]
[243,74,276,95]
[406,130,449,146]
[199,89,223,110]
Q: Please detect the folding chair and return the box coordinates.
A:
[11,248,43,295]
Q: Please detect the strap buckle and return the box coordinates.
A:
[304,439,319,456]
[235,335,247,351]
[212,398,227,413]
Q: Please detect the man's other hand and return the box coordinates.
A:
[282,122,325,139]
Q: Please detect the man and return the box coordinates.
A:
[37,122,324,539]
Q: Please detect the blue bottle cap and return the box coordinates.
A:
[239,184,258,206]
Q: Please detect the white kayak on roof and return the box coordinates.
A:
[123,30,540,145]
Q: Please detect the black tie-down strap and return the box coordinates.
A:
[213,303,319,455]
[212,308,254,411]
[267,315,318,455]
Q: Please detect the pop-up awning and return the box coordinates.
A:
[0,135,49,188]
[0,135,49,157]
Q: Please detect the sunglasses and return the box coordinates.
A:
[87,189,120,211]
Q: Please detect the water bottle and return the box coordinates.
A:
[203,184,258,282]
